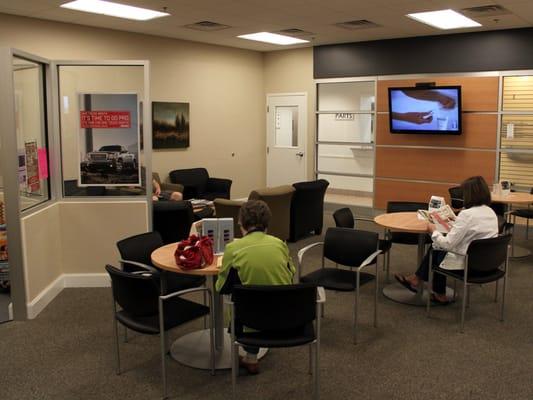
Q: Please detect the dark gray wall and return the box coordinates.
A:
[314,28,533,78]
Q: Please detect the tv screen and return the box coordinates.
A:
[388,86,462,135]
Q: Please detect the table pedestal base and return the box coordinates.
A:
[383,282,454,306]
[510,245,531,259]
[170,328,268,370]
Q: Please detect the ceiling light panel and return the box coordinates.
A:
[407,9,481,30]
[60,0,170,21]
[237,32,309,45]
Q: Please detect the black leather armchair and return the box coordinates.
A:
[168,168,232,200]
[289,179,329,242]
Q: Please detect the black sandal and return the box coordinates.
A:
[394,274,418,293]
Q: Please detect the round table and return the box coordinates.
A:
[374,212,454,306]
[151,243,266,370]
[491,192,533,258]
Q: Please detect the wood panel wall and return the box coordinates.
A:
[374,76,499,209]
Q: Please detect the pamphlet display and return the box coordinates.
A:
[24,140,40,193]
[201,218,234,254]
[417,197,456,233]
[77,93,140,187]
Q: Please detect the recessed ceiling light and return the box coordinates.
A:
[407,9,481,30]
[238,32,309,45]
[60,0,169,21]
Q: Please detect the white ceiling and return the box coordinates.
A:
[0,0,532,51]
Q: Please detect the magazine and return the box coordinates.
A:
[417,205,456,233]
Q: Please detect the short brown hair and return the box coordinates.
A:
[238,200,271,232]
[462,176,491,208]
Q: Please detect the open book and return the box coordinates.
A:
[417,204,455,233]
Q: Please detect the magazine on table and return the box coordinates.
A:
[417,204,455,233]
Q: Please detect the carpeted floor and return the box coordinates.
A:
[1,214,533,400]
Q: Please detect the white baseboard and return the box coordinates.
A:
[63,273,110,288]
[26,273,110,319]
[27,275,64,319]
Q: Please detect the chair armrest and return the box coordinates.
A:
[354,217,375,224]
[160,182,184,193]
[159,286,211,301]
[207,177,232,195]
[317,286,326,304]
[430,247,466,257]
[358,250,382,269]
[297,242,324,281]
[119,259,158,273]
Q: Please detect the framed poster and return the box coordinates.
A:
[152,101,190,149]
[78,93,141,187]
[24,140,40,193]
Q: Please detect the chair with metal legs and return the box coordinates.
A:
[298,227,381,344]
[105,265,215,399]
[510,188,533,239]
[426,234,511,333]
[333,207,392,276]
[227,283,325,400]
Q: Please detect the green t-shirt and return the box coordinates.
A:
[215,231,295,291]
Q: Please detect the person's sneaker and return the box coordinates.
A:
[239,356,259,375]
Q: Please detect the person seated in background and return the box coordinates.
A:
[395,176,498,304]
[215,200,295,374]
[152,178,182,201]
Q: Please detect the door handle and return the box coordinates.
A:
[296,152,304,157]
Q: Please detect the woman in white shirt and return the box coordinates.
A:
[395,176,499,304]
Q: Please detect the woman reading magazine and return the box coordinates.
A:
[395,176,498,304]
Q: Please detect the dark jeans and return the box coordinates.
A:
[416,249,447,295]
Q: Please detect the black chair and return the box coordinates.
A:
[105,264,214,399]
[385,201,431,281]
[116,231,206,294]
[289,179,329,242]
[153,200,195,244]
[298,227,381,344]
[227,284,324,400]
[169,168,232,200]
[332,207,392,273]
[510,188,533,239]
[448,186,464,210]
[427,234,511,332]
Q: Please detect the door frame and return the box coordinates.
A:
[266,92,308,186]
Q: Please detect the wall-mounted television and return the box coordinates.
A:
[388,86,462,135]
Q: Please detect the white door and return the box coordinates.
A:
[266,93,307,186]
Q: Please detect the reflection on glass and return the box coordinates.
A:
[318,113,373,143]
[58,65,145,197]
[500,115,533,149]
[13,57,50,211]
[318,81,375,111]
[275,106,298,147]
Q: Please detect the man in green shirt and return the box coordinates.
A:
[215,200,295,374]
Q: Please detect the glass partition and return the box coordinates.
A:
[13,57,50,211]
[316,80,376,207]
[58,65,146,197]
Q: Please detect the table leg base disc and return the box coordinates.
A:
[383,282,454,306]
[170,329,267,370]
[510,245,531,259]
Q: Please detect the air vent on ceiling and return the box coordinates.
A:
[184,21,231,31]
[277,28,315,37]
[335,19,380,30]
[461,4,511,17]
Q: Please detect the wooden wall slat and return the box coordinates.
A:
[377,76,499,112]
[374,179,456,210]
[376,113,497,148]
[375,147,495,183]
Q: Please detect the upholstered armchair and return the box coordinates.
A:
[214,198,246,238]
[169,168,232,200]
[289,179,329,242]
[152,172,183,194]
[248,185,295,241]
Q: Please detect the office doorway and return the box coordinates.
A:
[266,93,307,186]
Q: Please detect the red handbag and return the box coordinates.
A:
[174,234,214,270]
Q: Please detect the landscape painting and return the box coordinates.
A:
[152,101,190,149]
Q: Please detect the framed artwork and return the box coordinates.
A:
[152,101,190,149]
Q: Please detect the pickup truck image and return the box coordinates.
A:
[85,145,137,172]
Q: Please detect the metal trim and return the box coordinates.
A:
[316,171,374,178]
[375,176,460,186]
[376,144,496,152]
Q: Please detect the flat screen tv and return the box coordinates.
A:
[388,86,462,135]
